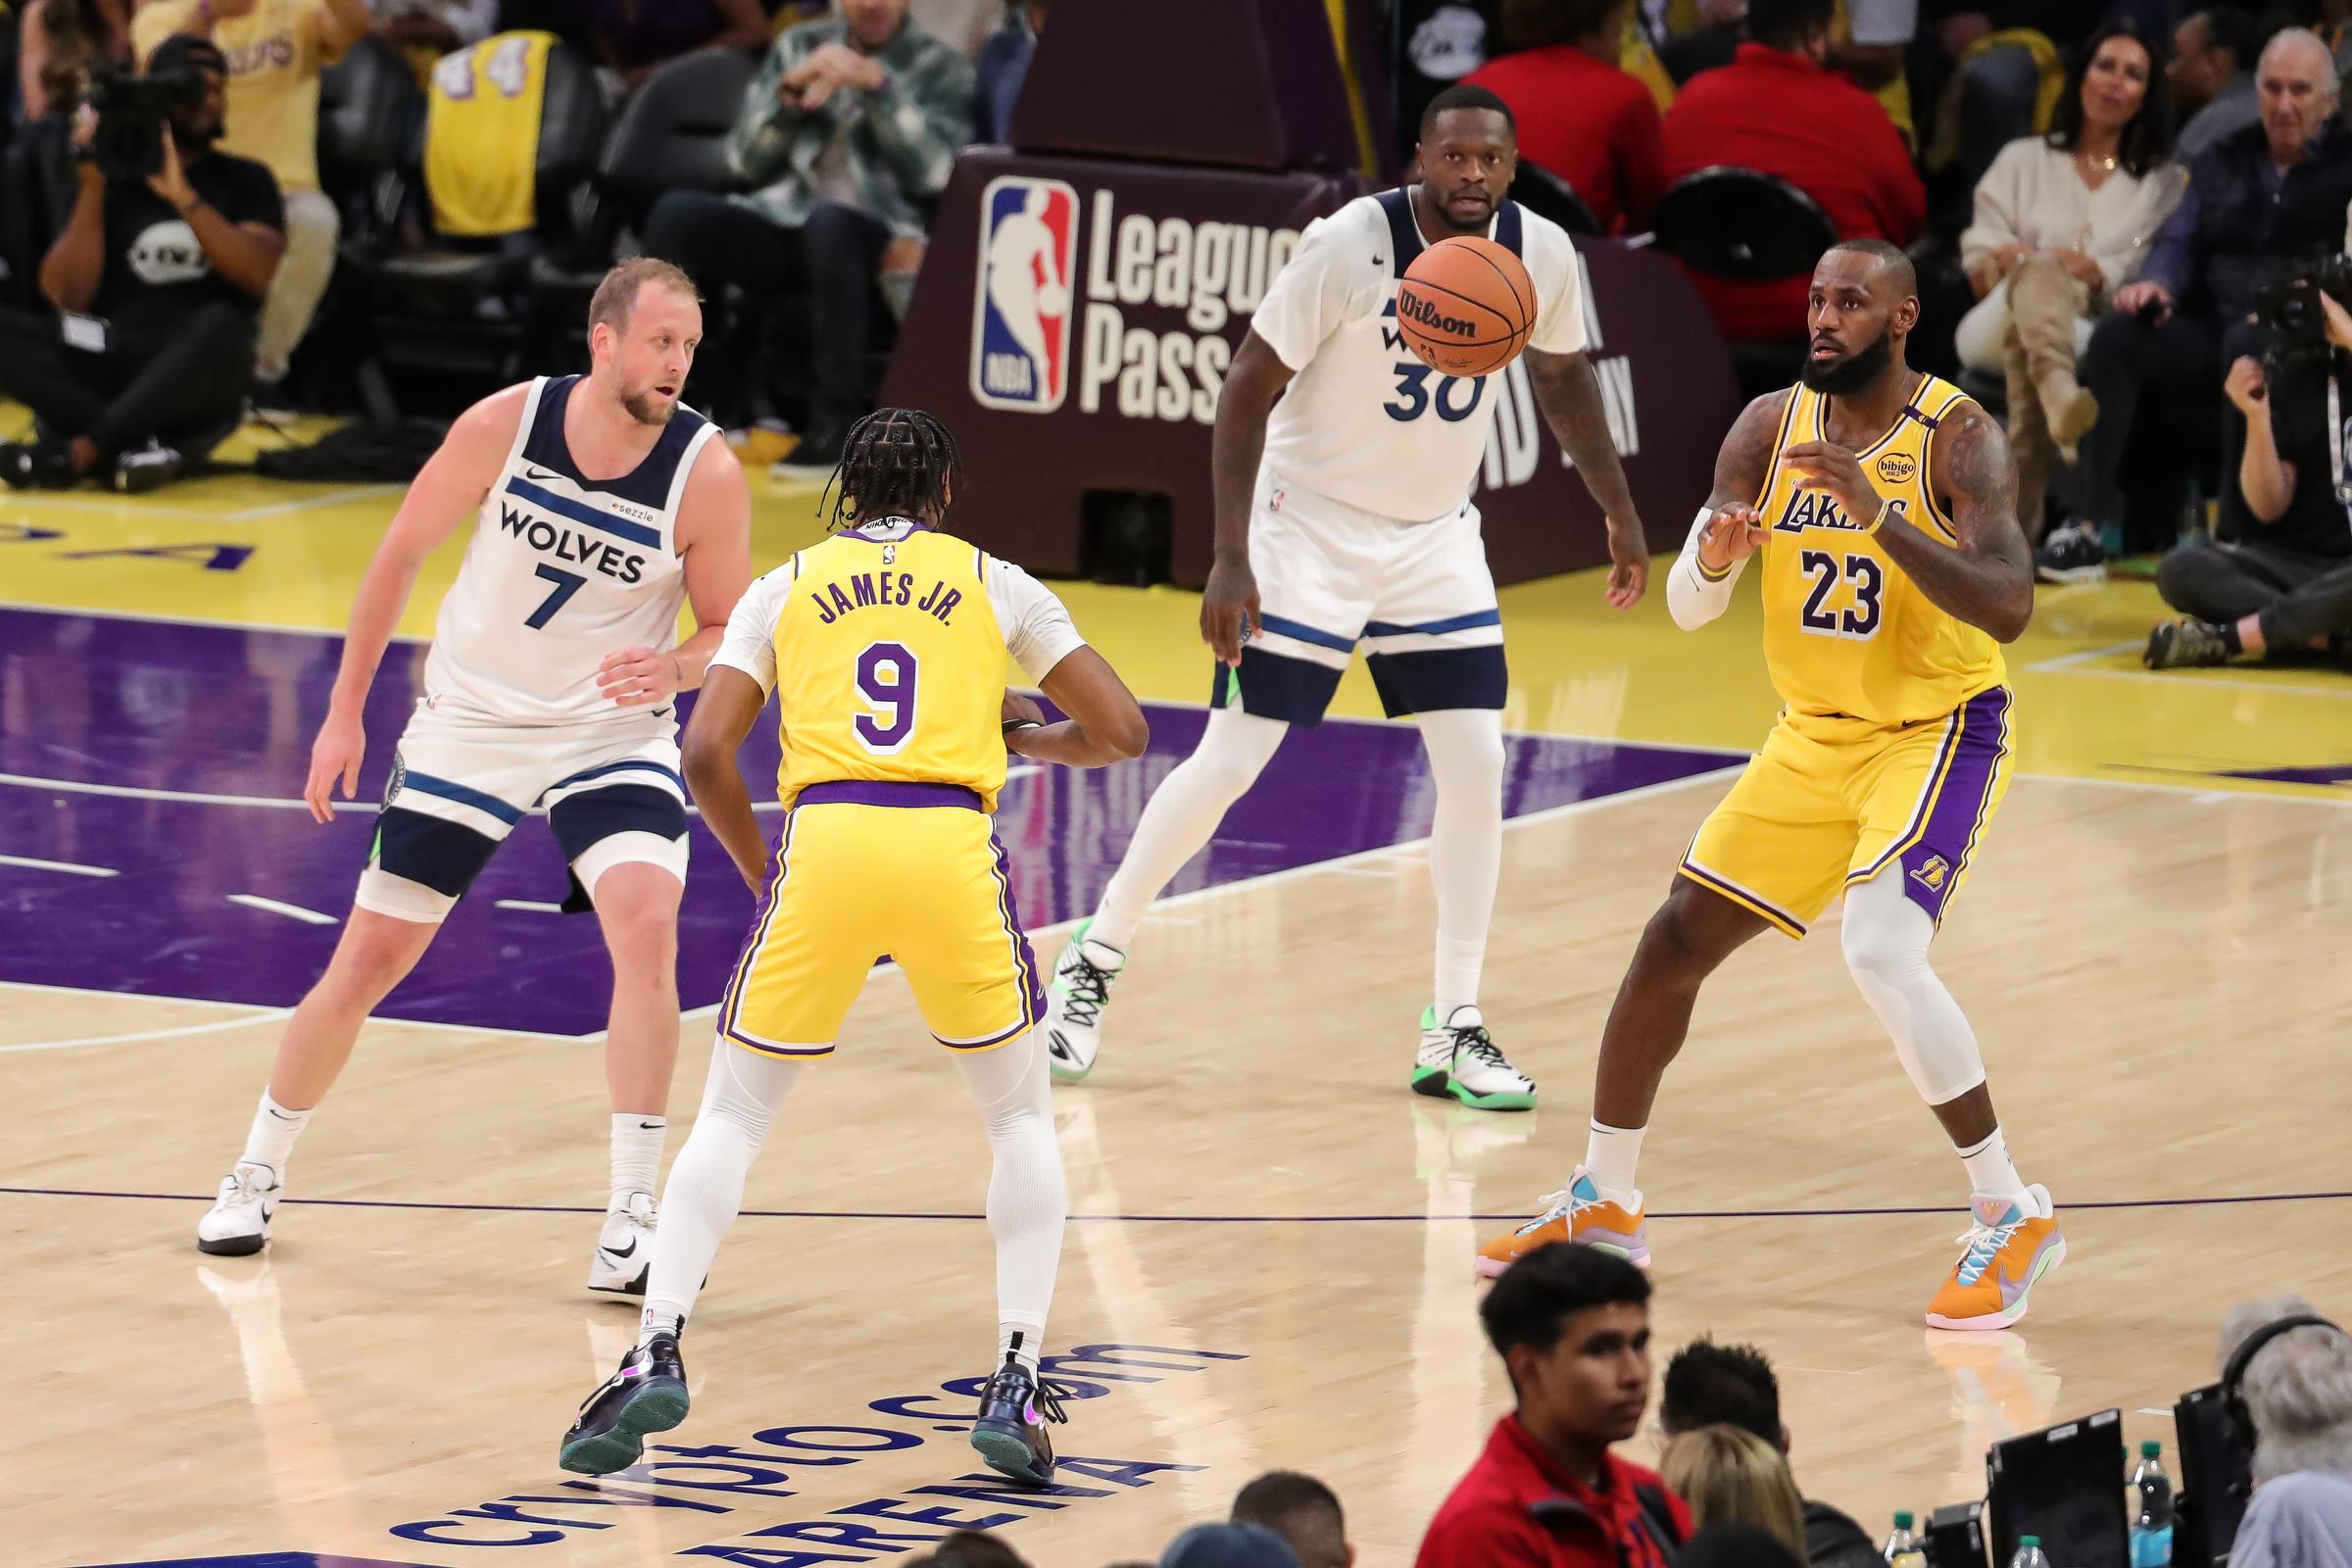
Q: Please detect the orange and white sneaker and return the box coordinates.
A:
[1925,1185,2065,1331]
[1477,1167,1649,1279]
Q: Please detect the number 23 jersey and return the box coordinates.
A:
[1251,190,1589,524]
[1754,374,2005,728]
[710,518,1087,812]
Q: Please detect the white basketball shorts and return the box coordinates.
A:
[1210,469,1506,725]
[356,702,690,924]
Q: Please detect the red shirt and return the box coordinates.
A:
[1659,43,1927,342]
[1466,46,1664,233]
[1416,1415,1691,1568]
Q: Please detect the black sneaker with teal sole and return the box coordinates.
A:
[968,1341,1070,1489]
[560,1332,690,1475]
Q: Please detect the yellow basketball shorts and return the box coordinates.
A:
[1679,686,2014,939]
[716,782,1045,1055]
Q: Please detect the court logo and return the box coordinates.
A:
[1876,452,1918,484]
[1910,854,1950,894]
[971,176,1079,414]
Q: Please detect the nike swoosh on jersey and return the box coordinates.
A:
[523,466,563,483]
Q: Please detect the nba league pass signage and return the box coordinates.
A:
[887,148,1740,588]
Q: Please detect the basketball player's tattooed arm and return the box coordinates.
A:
[597,441,754,707]
[1528,347,1648,608]
[303,385,531,823]
[681,666,771,893]
[1202,330,1294,666]
[1787,405,2034,643]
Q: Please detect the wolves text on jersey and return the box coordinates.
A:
[808,570,965,627]
[495,501,647,584]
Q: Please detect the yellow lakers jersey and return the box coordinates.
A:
[423,31,552,238]
[1754,373,2005,728]
[769,524,1014,811]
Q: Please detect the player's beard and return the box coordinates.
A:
[1800,324,1896,395]
[620,385,676,426]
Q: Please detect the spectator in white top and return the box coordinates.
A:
[1959,20,2182,538]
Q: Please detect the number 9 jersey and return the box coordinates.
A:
[710,517,1086,813]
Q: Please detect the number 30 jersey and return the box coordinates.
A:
[710,518,1087,813]
[1754,374,2005,729]
[425,375,714,727]
[1250,189,1589,524]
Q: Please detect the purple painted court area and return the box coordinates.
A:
[0,609,1734,1034]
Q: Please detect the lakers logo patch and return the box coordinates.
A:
[1876,452,1918,483]
[1910,854,1951,894]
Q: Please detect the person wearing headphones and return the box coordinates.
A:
[2216,1295,2352,1567]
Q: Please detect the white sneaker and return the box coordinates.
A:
[1410,1005,1537,1111]
[589,1191,657,1296]
[1045,918,1125,1084]
[196,1162,281,1256]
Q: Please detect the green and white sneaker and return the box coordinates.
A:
[1411,1005,1537,1111]
[1045,918,1125,1084]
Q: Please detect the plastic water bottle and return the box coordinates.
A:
[2131,1440,2176,1567]
[1883,1510,1926,1568]
[2009,1535,2052,1568]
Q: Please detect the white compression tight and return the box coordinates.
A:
[1091,706,1288,950]
[644,1034,1066,1364]
[1839,872,1988,1105]
[1416,708,1505,1015]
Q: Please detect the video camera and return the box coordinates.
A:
[80,62,209,185]
[2256,252,2352,377]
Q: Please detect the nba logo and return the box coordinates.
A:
[971,176,1078,414]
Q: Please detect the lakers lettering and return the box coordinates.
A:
[1077,190,1299,424]
[496,503,645,584]
[809,573,963,626]
[1774,491,1901,533]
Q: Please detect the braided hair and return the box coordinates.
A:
[821,408,963,529]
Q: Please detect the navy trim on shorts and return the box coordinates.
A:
[1365,645,1508,716]
[1212,647,1346,726]
[548,783,687,864]
[1362,609,1503,637]
[552,758,686,793]
[372,807,502,899]
[1256,612,1357,653]
[398,768,525,825]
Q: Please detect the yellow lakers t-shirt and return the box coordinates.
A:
[709,518,1088,814]
[134,0,353,194]
[422,30,553,236]
[1751,373,2004,728]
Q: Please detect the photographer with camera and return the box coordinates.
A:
[2035,27,2352,583]
[0,35,282,492]
[2146,289,2352,667]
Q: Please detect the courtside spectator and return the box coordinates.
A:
[2217,1295,2352,1568]
[1464,0,1664,232]
[0,35,281,491]
[371,0,497,59]
[906,1532,1034,1568]
[1658,1338,1880,1568]
[2171,8,2261,160]
[1232,1471,1354,1568]
[131,0,368,405]
[1416,1244,1688,1568]
[1958,21,2180,538]
[2040,27,2352,582]
[584,0,770,90]
[1659,1426,1811,1564]
[643,0,972,467]
[1682,1522,1807,1568]
[13,0,127,122]
[1659,0,1925,342]
[973,0,1042,144]
[1163,1523,1303,1568]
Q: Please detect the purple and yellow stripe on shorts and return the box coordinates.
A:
[950,830,1047,1051]
[1848,684,2013,924]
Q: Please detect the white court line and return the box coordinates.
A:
[223,485,404,522]
[0,599,429,642]
[2025,640,2142,672]
[0,1007,292,1054]
[495,899,567,913]
[226,893,339,926]
[0,853,118,877]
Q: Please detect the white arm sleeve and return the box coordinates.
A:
[708,561,795,695]
[986,556,1088,683]
[1665,510,1747,631]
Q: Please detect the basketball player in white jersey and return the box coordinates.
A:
[194,259,753,1292]
[1044,84,1649,1106]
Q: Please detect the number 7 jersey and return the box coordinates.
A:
[710,518,1088,812]
[1755,374,2005,728]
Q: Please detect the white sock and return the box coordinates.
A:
[1419,709,1503,1018]
[1584,1119,1645,1200]
[237,1091,312,1177]
[611,1113,665,1206]
[638,1047,801,1348]
[1091,707,1286,950]
[1957,1127,2032,1202]
[959,1033,1064,1376]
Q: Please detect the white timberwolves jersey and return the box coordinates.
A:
[426,375,717,726]
[1250,190,1590,523]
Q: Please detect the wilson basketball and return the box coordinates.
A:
[1395,235,1536,378]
